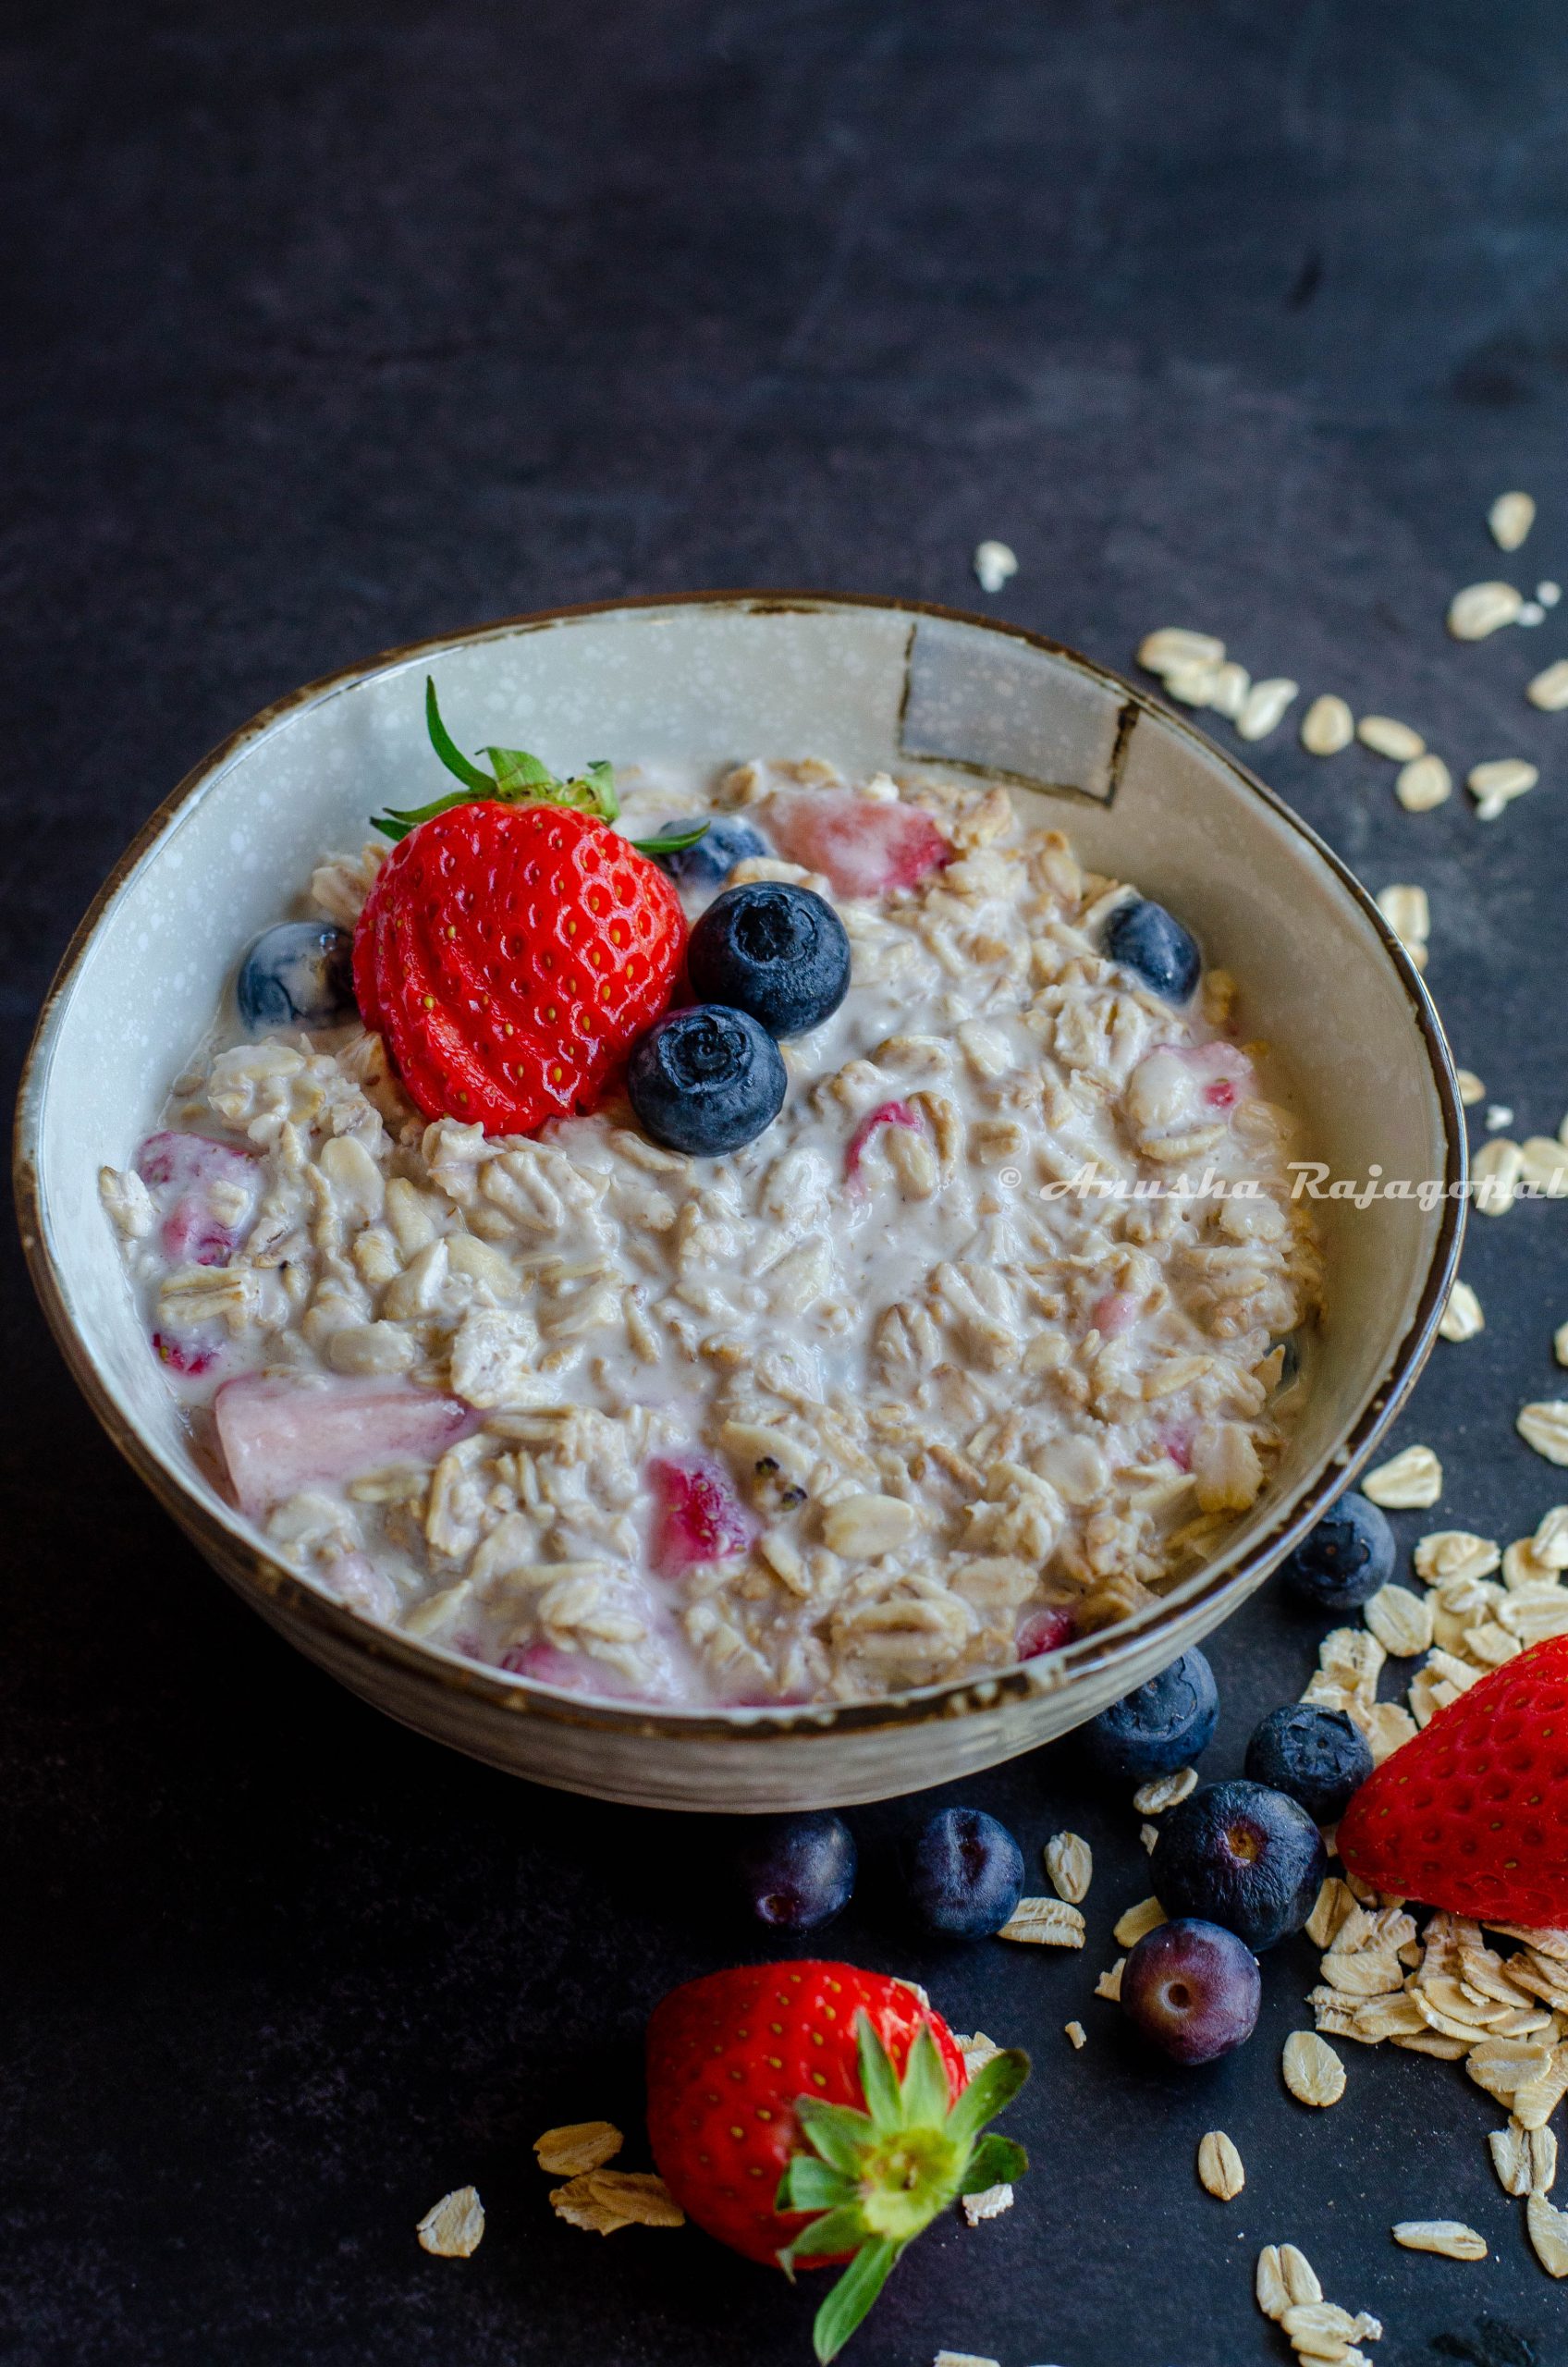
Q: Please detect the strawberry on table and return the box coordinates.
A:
[645,1960,1028,2361]
[352,681,697,1136]
[1339,1634,1568,1927]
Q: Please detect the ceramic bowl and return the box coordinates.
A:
[16,595,1465,1809]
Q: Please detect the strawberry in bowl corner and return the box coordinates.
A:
[352,681,707,1136]
[645,1959,1029,2361]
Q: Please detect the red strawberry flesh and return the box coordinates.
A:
[843,1098,920,1189]
[1339,1634,1568,1926]
[647,1453,758,1575]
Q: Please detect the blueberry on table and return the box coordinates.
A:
[906,1806,1024,1937]
[653,813,767,888]
[735,1811,856,1932]
[1121,1917,1261,2065]
[1079,1648,1219,1783]
[237,921,354,1032]
[1280,1491,1394,1612]
[1244,1703,1373,1826]
[1151,1779,1328,1952]
[628,1005,787,1156]
[1101,897,1202,1003]
[686,881,851,1039]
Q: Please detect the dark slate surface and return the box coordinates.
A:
[5,4,1568,2362]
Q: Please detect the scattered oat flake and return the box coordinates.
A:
[1456,1068,1486,1106]
[934,2354,1001,2367]
[1139,1821,1158,1854]
[549,2176,635,2235]
[1415,1528,1500,1583]
[955,2030,1003,2077]
[1449,580,1525,639]
[1487,1104,1514,1132]
[1044,1831,1093,1904]
[583,2170,684,2227]
[416,2186,485,2258]
[1363,1445,1442,1510]
[998,1895,1085,1947]
[1527,2190,1568,2277]
[961,2182,1014,2226]
[1490,491,1537,550]
[1556,1323,1568,1367]
[1133,1765,1197,1815]
[1540,581,1562,607]
[1393,2219,1487,2262]
[1307,1877,1358,1950]
[1256,2245,1291,2319]
[1301,693,1354,754]
[533,2120,624,2177]
[1526,657,1568,711]
[1375,885,1430,962]
[1519,1403,1568,1467]
[1064,2019,1086,2050]
[1521,1137,1568,1196]
[1365,1582,1434,1658]
[1237,676,1299,741]
[1358,714,1426,760]
[1096,1957,1125,2002]
[1278,2243,1323,2309]
[1197,2130,1244,2201]
[1207,659,1251,719]
[1396,754,1452,812]
[1475,1137,1525,1214]
[1468,757,1538,820]
[973,540,1017,595]
[1283,2030,1346,2106]
[1489,2120,1558,2198]
[1113,1895,1166,1948]
[1137,628,1224,676]
[1439,1280,1485,1343]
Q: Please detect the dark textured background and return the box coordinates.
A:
[6,4,1568,2362]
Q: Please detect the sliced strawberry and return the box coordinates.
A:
[1339,1635,1568,1925]
[136,1131,255,1191]
[153,1328,224,1380]
[646,1960,1028,2361]
[843,1098,920,1190]
[647,1453,757,1574]
[214,1375,478,1519]
[1017,1605,1074,1658]
[1090,1290,1139,1337]
[763,790,949,900]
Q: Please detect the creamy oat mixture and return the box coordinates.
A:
[101,757,1320,1706]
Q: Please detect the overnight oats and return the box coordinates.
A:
[99,688,1322,1708]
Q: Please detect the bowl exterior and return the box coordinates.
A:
[16,594,1466,1809]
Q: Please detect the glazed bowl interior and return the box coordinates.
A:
[18,597,1463,1808]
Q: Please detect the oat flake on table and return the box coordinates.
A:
[1362,1445,1442,1509]
[415,2186,485,2257]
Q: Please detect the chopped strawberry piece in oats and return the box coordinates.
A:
[762,790,949,899]
[214,1374,477,1518]
[647,1453,758,1574]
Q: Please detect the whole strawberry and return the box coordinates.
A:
[1339,1634,1568,1926]
[352,681,694,1135]
[646,1961,1028,2361]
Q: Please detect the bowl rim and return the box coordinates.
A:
[14,589,1468,1746]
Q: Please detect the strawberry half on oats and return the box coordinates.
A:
[645,1961,1029,2361]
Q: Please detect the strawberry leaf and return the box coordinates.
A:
[898,2022,951,2126]
[794,2098,875,2173]
[629,820,710,856]
[425,678,496,794]
[777,2204,867,2274]
[943,2046,1030,2143]
[853,2014,902,2128]
[776,2156,854,2214]
[959,2133,1027,2191]
[812,2238,900,2364]
[485,745,557,795]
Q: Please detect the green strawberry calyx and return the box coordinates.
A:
[368,679,708,861]
[775,2014,1029,2362]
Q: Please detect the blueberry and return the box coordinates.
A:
[1151,1778,1328,1952]
[1079,1649,1219,1784]
[1280,1490,1394,1612]
[237,922,354,1033]
[628,1004,786,1156]
[906,1806,1023,1937]
[1244,1703,1374,1826]
[735,1811,856,1932]
[654,814,768,889]
[1102,898,1202,1002]
[686,882,851,1039]
[1121,1917,1261,2065]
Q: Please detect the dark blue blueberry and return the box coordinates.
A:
[237,922,354,1033]
[906,1806,1023,1937]
[1244,1703,1373,1826]
[1102,897,1202,1002]
[1079,1649,1219,1784]
[686,882,851,1039]
[627,1004,786,1156]
[654,813,768,888]
[1151,1779,1327,1952]
[1280,1491,1395,1612]
[1121,1917,1261,2065]
[735,1811,856,1932]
